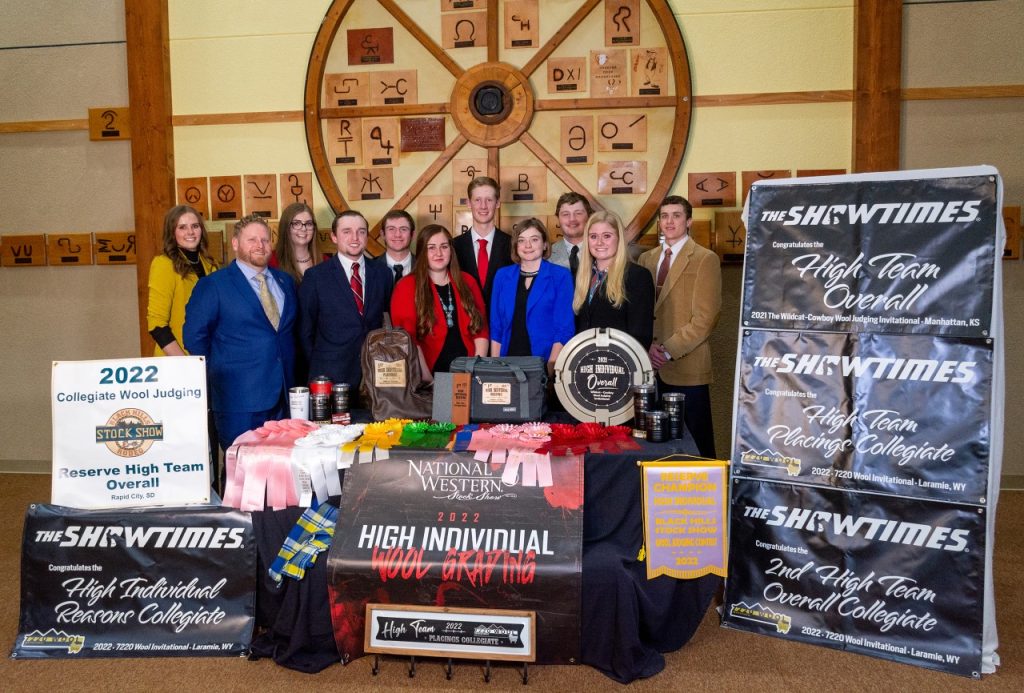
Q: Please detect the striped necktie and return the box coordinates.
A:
[350,261,364,315]
[655,246,672,299]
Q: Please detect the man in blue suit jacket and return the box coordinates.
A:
[184,215,298,451]
[299,210,391,396]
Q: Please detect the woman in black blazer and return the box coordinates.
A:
[572,210,654,350]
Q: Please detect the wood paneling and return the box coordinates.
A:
[853,0,902,173]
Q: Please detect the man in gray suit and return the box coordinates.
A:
[548,192,593,278]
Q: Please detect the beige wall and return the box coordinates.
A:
[1,1,1020,477]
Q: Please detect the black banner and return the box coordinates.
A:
[734,329,992,502]
[14,504,255,659]
[743,176,996,337]
[723,478,983,677]
[327,451,583,664]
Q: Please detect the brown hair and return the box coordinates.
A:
[274,202,319,283]
[509,218,551,263]
[161,204,218,278]
[412,224,484,339]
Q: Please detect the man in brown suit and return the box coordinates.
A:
[639,195,722,458]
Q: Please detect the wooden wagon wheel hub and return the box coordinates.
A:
[450,62,534,148]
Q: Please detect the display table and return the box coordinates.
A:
[247,434,718,683]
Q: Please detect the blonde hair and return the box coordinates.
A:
[573,211,630,313]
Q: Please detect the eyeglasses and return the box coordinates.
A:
[290,220,316,230]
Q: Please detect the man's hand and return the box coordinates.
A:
[649,342,669,370]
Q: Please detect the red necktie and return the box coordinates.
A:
[476,238,489,287]
[350,261,364,315]
[655,246,672,299]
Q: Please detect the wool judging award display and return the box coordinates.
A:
[51,357,210,509]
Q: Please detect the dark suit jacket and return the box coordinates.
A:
[183,261,298,413]
[298,256,392,389]
[453,229,512,309]
[575,262,655,350]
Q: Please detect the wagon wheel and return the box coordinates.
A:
[304,0,692,254]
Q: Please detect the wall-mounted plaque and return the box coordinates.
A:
[442,0,483,9]
[500,216,533,237]
[590,48,628,98]
[442,12,487,49]
[713,210,746,263]
[176,177,210,219]
[1,234,46,267]
[597,114,647,152]
[504,0,539,49]
[547,57,586,94]
[597,161,647,195]
[401,117,445,153]
[1004,206,1021,261]
[370,70,418,107]
[210,175,243,220]
[362,118,401,167]
[454,207,473,236]
[741,170,791,206]
[452,159,488,205]
[279,172,314,209]
[688,171,737,207]
[87,107,130,141]
[346,168,394,201]
[560,116,593,165]
[326,117,362,165]
[690,219,712,250]
[46,233,93,266]
[796,168,846,178]
[500,166,547,203]
[93,232,136,265]
[547,214,563,240]
[417,195,454,231]
[243,174,279,218]
[325,73,370,108]
[630,47,667,96]
[206,230,225,264]
[347,27,394,65]
[605,0,640,46]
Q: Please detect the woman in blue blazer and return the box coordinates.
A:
[489,218,576,370]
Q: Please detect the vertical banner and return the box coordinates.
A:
[640,459,728,579]
[327,451,583,664]
[51,357,210,509]
[724,167,1004,678]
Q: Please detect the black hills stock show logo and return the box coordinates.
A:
[95,408,163,458]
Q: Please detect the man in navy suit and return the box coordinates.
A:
[452,176,512,311]
[299,210,391,395]
[184,214,298,452]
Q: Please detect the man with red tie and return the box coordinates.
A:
[299,210,391,396]
[452,176,512,311]
[638,196,722,459]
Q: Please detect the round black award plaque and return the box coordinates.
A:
[553,328,654,425]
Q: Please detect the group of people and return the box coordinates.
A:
[147,176,722,477]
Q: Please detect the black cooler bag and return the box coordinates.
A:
[449,356,547,423]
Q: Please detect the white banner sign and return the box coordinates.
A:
[52,357,210,509]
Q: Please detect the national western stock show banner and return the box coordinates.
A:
[327,450,583,664]
[723,167,1004,677]
[52,357,210,508]
[14,504,255,658]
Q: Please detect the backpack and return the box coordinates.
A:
[360,315,433,421]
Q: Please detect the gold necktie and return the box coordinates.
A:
[255,273,280,330]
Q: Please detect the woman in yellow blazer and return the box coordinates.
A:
[147,205,219,356]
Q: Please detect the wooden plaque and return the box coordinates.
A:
[547,57,586,94]
[1,234,46,267]
[87,107,130,141]
[590,49,628,98]
[547,214,563,240]
[500,166,547,203]
[370,70,418,107]
[176,177,210,219]
[796,168,846,178]
[454,208,473,236]
[325,72,370,108]
[46,233,93,266]
[346,168,394,201]
[690,219,712,250]
[279,172,314,209]
[597,161,647,195]
[504,0,539,49]
[417,195,454,231]
[1004,206,1021,261]
[93,232,136,265]
[560,116,593,165]
[401,117,445,152]
[442,0,483,9]
[315,225,333,255]
[243,174,279,218]
[500,216,534,237]
[362,118,401,167]
[605,0,640,46]
[688,171,737,208]
[206,229,225,264]
[326,117,362,166]
[442,12,487,49]
[741,170,791,206]
[631,47,667,96]
[714,210,746,263]
[597,114,647,152]
[346,27,394,65]
[452,159,488,205]
[210,175,243,220]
